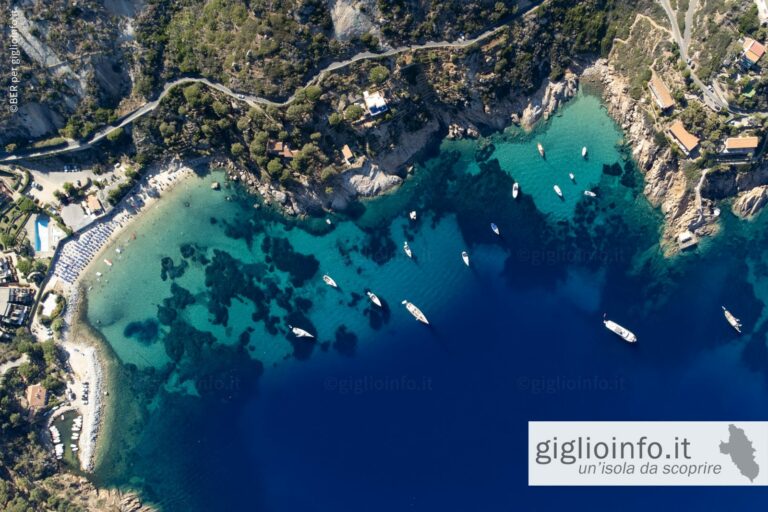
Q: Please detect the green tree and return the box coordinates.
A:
[106,127,124,143]
[267,159,282,178]
[344,104,365,121]
[230,143,245,156]
[305,85,322,102]
[328,112,342,126]
[369,65,390,84]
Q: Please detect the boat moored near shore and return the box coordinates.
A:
[537,142,545,158]
[290,325,315,338]
[402,300,429,325]
[403,241,413,258]
[322,274,338,288]
[367,291,383,308]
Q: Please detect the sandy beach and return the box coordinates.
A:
[39,159,196,472]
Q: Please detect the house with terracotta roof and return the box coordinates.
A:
[26,384,47,411]
[341,144,356,165]
[648,74,675,111]
[85,194,103,215]
[668,120,700,156]
[721,135,761,159]
[741,38,766,68]
[267,140,299,159]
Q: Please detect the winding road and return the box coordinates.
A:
[656,0,729,112]
[1,2,550,164]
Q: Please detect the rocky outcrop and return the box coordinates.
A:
[327,0,381,41]
[371,116,442,171]
[732,185,768,218]
[515,70,580,130]
[43,473,156,512]
[582,59,718,254]
[342,161,402,197]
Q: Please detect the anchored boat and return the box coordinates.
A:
[569,173,575,182]
[582,146,588,158]
[603,315,637,343]
[512,182,519,199]
[553,185,563,198]
[289,325,315,338]
[537,142,545,158]
[461,251,470,267]
[722,306,742,333]
[322,274,338,288]
[402,300,429,324]
[367,291,382,308]
[409,210,417,220]
[490,223,500,235]
[584,190,597,197]
[403,241,413,258]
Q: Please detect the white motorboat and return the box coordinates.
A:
[402,300,429,324]
[722,306,742,333]
[582,146,588,158]
[584,190,597,197]
[325,218,332,225]
[553,185,563,198]
[461,251,470,266]
[403,241,413,258]
[367,291,383,308]
[322,274,338,288]
[569,173,575,182]
[603,316,637,343]
[409,210,417,220]
[491,223,500,235]
[104,259,113,266]
[537,142,545,158]
[290,325,315,338]
[512,182,519,199]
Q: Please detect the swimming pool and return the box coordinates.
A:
[34,216,50,252]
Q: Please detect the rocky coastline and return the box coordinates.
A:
[218,57,766,256]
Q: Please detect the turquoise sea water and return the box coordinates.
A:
[86,92,768,510]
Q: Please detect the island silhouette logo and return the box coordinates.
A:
[719,423,760,483]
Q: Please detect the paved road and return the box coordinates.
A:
[656,0,729,111]
[0,1,550,164]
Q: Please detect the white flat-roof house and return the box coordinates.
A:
[363,90,389,117]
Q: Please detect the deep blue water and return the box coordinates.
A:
[87,94,768,510]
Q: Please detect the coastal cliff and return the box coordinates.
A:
[582,59,720,254]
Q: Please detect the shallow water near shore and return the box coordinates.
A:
[85,92,768,510]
